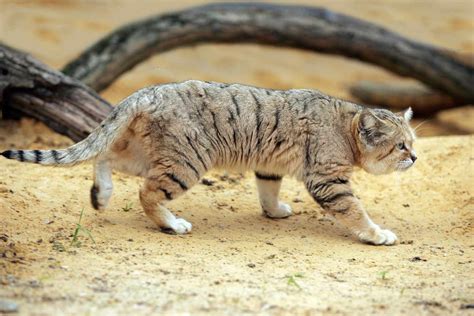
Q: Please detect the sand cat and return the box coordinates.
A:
[1,80,417,245]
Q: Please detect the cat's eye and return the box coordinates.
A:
[397,142,406,150]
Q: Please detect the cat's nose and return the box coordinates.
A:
[411,154,417,162]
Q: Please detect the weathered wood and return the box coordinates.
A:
[349,81,463,116]
[63,2,474,102]
[1,3,473,143]
[0,43,113,141]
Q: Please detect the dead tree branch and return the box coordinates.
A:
[349,81,462,115]
[63,2,474,102]
[1,3,473,143]
[0,43,112,141]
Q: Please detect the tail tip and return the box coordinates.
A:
[1,150,13,159]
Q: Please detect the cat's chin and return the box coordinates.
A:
[362,165,394,175]
[396,160,414,171]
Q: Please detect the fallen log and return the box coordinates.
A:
[0,43,113,141]
[349,81,462,116]
[63,2,474,102]
[1,3,473,143]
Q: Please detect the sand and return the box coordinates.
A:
[0,1,473,315]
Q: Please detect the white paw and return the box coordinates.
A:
[263,202,293,219]
[358,226,398,246]
[162,218,192,235]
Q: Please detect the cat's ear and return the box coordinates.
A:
[358,109,391,147]
[397,107,413,121]
[403,107,413,121]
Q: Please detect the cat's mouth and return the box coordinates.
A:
[397,159,414,171]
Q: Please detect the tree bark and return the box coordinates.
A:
[63,2,474,102]
[1,3,473,143]
[349,81,462,116]
[0,44,113,141]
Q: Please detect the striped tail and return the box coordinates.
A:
[1,91,146,166]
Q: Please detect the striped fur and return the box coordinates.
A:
[1,80,416,244]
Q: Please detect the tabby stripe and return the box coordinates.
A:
[151,161,173,169]
[231,128,237,147]
[210,111,223,140]
[176,90,187,105]
[304,96,320,113]
[270,107,280,136]
[228,108,235,122]
[230,93,240,115]
[239,133,246,165]
[183,160,200,179]
[334,206,351,214]
[109,110,119,121]
[201,87,209,98]
[34,150,42,163]
[305,138,312,166]
[255,173,282,181]
[303,99,309,113]
[211,111,231,151]
[198,105,220,153]
[323,192,354,203]
[216,82,229,89]
[270,140,284,159]
[313,178,349,193]
[51,150,59,162]
[171,148,200,179]
[315,192,354,205]
[160,188,173,200]
[0,150,12,159]
[18,150,25,162]
[273,139,284,151]
[185,135,208,170]
[250,90,263,149]
[378,146,396,161]
[227,108,238,146]
[166,173,188,191]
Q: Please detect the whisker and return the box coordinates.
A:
[414,119,431,132]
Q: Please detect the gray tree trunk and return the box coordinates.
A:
[63,3,474,102]
[0,44,112,141]
[1,3,473,143]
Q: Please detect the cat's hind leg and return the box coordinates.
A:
[255,172,292,219]
[140,160,200,234]
[90,160,113,210]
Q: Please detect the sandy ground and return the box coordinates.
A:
[1,1,474,315]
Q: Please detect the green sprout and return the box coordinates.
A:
[378,270,389,280]
[70,208,95,247]
[121,202,133,212]
[286,273,304,290]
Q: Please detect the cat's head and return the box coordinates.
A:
[356,107,417,175]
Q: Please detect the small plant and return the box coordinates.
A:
[378,270,389,281]
[70,209,95,247]
[120,202,133,212]
[286,273,304,290]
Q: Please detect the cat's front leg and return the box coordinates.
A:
[255,172,292,218]
[305,175,398,245]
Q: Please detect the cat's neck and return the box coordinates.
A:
[345,103,363,165]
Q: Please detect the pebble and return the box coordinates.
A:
[0,299,19,313]
[200,178,215,186]
[410,256,427,262]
